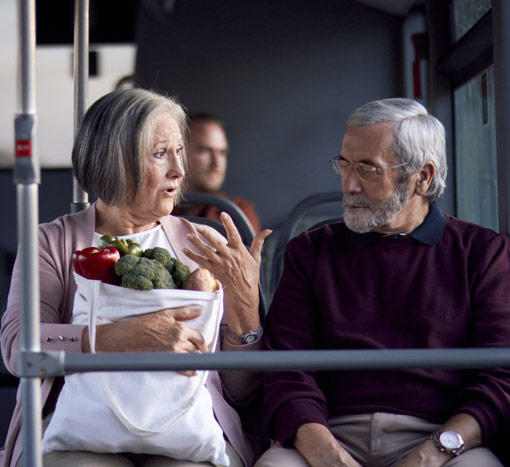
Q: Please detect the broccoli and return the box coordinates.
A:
[116,248,192,290]
[114,254,140,276]
[143,247,175,274]
[115,255,176,290]
[171,257,191,287]
[121,273,153,291]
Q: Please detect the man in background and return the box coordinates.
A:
[175,113,261,232]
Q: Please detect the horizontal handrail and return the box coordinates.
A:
[18,348,510,378]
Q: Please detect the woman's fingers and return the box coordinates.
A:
[185,227,225,259]
[166,305,203,321]
[186,218,271,264]
[250,229,272,259]
[182,245,209,269]
[177,331,206,377]
[219,212,244,248]
[183,216,271,297]
[187,329,207,353]
[168,308,207,353]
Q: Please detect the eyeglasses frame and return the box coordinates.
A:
[329,155,410,181]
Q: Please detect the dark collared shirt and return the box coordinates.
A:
[351,201,446,248]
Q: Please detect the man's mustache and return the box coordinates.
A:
[343,194,373,208]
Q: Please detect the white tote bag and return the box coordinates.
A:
[42,272,229,466]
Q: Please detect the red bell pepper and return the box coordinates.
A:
[72,246,121,285]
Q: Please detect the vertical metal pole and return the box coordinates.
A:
[425,0,455,215]
[493,0,510,235]
[17,187,41,467]
[15,0,42,465]
[71,0,90,213]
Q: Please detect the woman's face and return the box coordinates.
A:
[128,112,185,221]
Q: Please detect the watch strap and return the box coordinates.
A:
[226,325,263,344]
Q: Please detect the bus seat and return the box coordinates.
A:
[268,191,343,300]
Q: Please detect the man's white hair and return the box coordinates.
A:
[347,98,447,202]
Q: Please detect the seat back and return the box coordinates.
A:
[269,191,343,299]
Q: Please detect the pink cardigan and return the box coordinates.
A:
[1,204,260,467]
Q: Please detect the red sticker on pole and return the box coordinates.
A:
[15,140,32,157]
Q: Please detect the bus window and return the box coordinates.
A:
[454,65,498,231]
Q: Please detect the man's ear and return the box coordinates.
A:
[415,162,435,196]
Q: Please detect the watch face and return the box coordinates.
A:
[439,431,461,449]
[243,333,257,344]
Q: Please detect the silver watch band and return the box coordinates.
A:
[226,325,263,344]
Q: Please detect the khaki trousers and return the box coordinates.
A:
[254,412,502,467]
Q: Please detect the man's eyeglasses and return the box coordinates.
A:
[329,155,409,182]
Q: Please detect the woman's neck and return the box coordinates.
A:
[94,199,159,236]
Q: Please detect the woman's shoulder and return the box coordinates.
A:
[38,204,95,248]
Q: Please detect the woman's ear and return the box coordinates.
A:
[415,162,435,196]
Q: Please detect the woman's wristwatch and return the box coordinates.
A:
[226,325,263,344]
[430,430,465,456]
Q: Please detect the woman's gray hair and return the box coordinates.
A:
[347,98,447,202]
[72,88,188,205]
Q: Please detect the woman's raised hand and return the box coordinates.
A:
[183,212,272,336]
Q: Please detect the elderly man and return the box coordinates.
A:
[175,113,261,232]
[257,98,510,467]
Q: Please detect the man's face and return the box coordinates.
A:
[186,121,228,193]
[340,123,411,233]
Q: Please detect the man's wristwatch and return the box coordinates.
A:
[226,325,263,344]
[430,430,465,456]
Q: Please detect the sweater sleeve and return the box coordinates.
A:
[263,232,329,446]
[1,219,86,376]
[452,233,510,445]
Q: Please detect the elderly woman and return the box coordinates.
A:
[0,88,270,467]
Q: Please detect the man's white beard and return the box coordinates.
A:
[343,180,410,233]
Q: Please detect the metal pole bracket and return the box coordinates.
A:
[18,350,65,378]
[14,113,40,184]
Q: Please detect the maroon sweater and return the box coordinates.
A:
[264,203,510,447]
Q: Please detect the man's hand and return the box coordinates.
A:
[397,413,482,467]
[294,423,362,467]
[82,306,207,376]
[396,439,452,467]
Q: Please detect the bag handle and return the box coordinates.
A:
[88,280,100,354]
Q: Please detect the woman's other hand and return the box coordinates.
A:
[82,306,207,376]
[183,212,272,340]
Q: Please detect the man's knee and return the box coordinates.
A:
[444,447,503,467]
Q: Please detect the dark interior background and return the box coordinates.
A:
[134,0,404,229]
